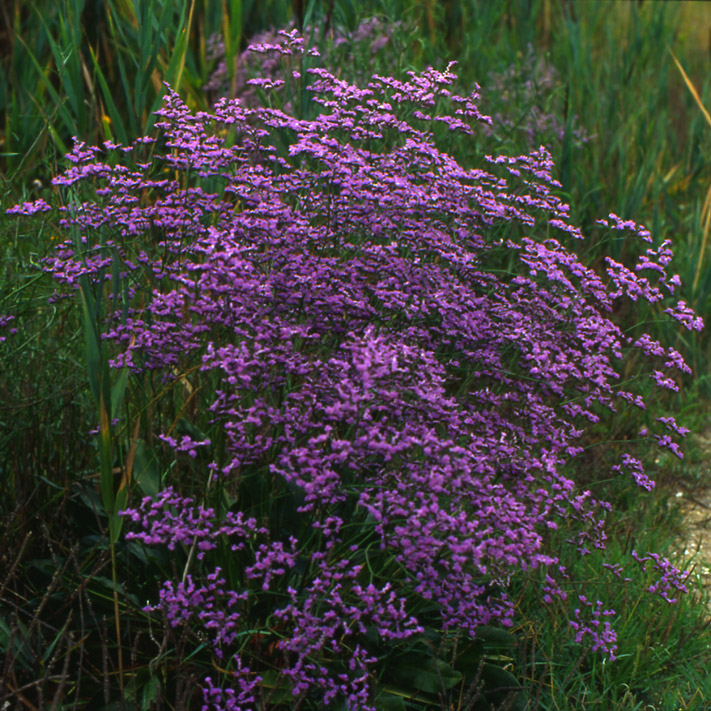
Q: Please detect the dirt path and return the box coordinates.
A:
[674,428,711,592]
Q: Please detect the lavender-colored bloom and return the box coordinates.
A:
[569,596,618,659]
[0,314,18,342]
[632,550,689,604]
[9,30,700,708]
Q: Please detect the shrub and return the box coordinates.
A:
[9,28,700,711]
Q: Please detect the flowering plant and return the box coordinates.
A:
[204,16,409,109]
[9,29,699,711]
[481,43,593,150]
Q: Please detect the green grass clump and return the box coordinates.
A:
[511,481,711,709]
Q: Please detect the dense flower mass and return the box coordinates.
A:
[10,29,700,710]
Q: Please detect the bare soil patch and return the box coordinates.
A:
[674,426,711,591]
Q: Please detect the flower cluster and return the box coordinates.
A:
[632,550,689,604]
[0,314,17,343]
[11,31,700,710]
[152,568,248,655]
[204,17,406,109]
[569,596,618,658]
[123,487,265,559]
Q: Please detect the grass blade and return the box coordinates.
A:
[669,48,711,129]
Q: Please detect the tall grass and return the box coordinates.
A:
[2,1,711,709]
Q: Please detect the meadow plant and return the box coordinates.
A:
[482,44,592,150]
[9,29,701,710]
[204,16,407,109]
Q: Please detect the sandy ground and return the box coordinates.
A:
[674,427,711,592]
[678,497,711,590]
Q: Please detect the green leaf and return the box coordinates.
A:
[78,277,100,404]
[141,675,161,711]
[92,575,127,596]
[476,626,518,648]
[98,391,115,518]
[161,0,196,100]
[479,663,527,711]
[374,689,407,711]
[389,652,462,695]
[258,670,293,706]
[479,662,523,687]
[221,0,243,94]
[0,618,34,671]
[176,417,208,441]
[450,639,485,672]
[13,18,75,135]
[133,440,161,498]
[111,367,130,420]
[109,484,127,542]
[42,616,72,664]
[74,482,106,518]
[87,41,129,145]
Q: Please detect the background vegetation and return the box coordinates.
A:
[2,1,711,709]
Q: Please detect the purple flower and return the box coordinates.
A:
[569,596,617,659]
[10,30,701,706]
